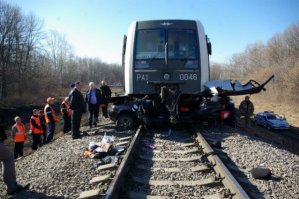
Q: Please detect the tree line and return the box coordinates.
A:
[211,22,299,103]
[0,1,122,104]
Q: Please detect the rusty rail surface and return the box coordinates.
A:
[194,126,250,199]
[103,125,143,199]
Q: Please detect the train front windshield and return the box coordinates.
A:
[134,29,199,69]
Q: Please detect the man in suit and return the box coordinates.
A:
[85,82,102,128]
[69,82,86,139]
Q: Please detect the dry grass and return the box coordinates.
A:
[232,92,299,128]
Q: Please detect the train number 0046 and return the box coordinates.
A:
[179,74,198,80]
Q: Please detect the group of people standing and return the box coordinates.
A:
[0,80,111,195]
[67,80,111,139]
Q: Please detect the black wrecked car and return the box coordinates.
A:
[108,97,138,130]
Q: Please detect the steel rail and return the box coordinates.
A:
[103,125,143,199]
[194,127,250,199]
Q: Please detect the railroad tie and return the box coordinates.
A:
[96,163,117,171]
[115,141,129,146]
[180,143,196,147]
[89,174,111,184]
[129,191,171,199]
[78,189,101,199]
[119,136,133,141]
[142,147,198,155]
[136,164,210,173]
[139,155,201,162]
[132,176,220,187]
[201,193,223,199]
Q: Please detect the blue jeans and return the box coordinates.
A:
[46,122,55,143]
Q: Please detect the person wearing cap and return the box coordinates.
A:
[30,109,43,150]
[100,80,112,118]
[69,81,86,139]
[11,116,26,159]
[85,82,102,128]
[239,95,254,127]
[60,97,72,133]
[44,97,58,143]
[39,110,47,144]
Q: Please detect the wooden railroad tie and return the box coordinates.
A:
[139,155,201,162]
[132,176,221,187]
[136,164,210,173]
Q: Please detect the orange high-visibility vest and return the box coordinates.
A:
[44,104,58,123]
[13,124,26,142]
[60,100,72,117]
[30,115,43,134]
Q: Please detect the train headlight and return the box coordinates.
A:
[163,72,171,80]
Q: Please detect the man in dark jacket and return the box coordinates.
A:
[85,82,102,128]
[69,81,86,139]
[0,120,7,143]
[60,97,72,133]
[239,96,254,127]
[39,110,47,144]
[100,80,112,118]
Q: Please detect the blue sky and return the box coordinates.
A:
[9,0,299,64]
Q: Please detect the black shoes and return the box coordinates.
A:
[7,183,30,195]
[72,135,82,139]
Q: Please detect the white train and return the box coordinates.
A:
[109,19,273,129]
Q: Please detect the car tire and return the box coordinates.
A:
[116,114,134,130]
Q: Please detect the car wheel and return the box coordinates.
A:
[116,114,134,130]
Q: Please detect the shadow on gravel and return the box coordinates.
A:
[8,191,65,199]
[199,125,264,199]
[238,122,299,155]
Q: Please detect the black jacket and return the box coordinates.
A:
[85,88,102,106]
[100,85,112,104]
[0,125,7,143]
[69,88,86,113]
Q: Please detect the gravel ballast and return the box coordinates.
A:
[0,123,121,199]
[202,125,299,199]
[1,123,298,198]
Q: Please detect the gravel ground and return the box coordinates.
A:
[2,122,298,199]
[122,129,226,199]
[0,121,128,199]
[201,125,299,199]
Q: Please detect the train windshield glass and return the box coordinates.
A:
[135,30,165,60]
[168,30,198,60]
[134,29,199,69]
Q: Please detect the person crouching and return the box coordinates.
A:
[30,109,43,150]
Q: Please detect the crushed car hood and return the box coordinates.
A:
[204,75,274,96]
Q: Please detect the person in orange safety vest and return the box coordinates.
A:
[60,97,72,133]
[11,116,26,159]
[44,97,58,143]
[30,109,43,150]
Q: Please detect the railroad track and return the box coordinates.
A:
[79,125,250,199]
